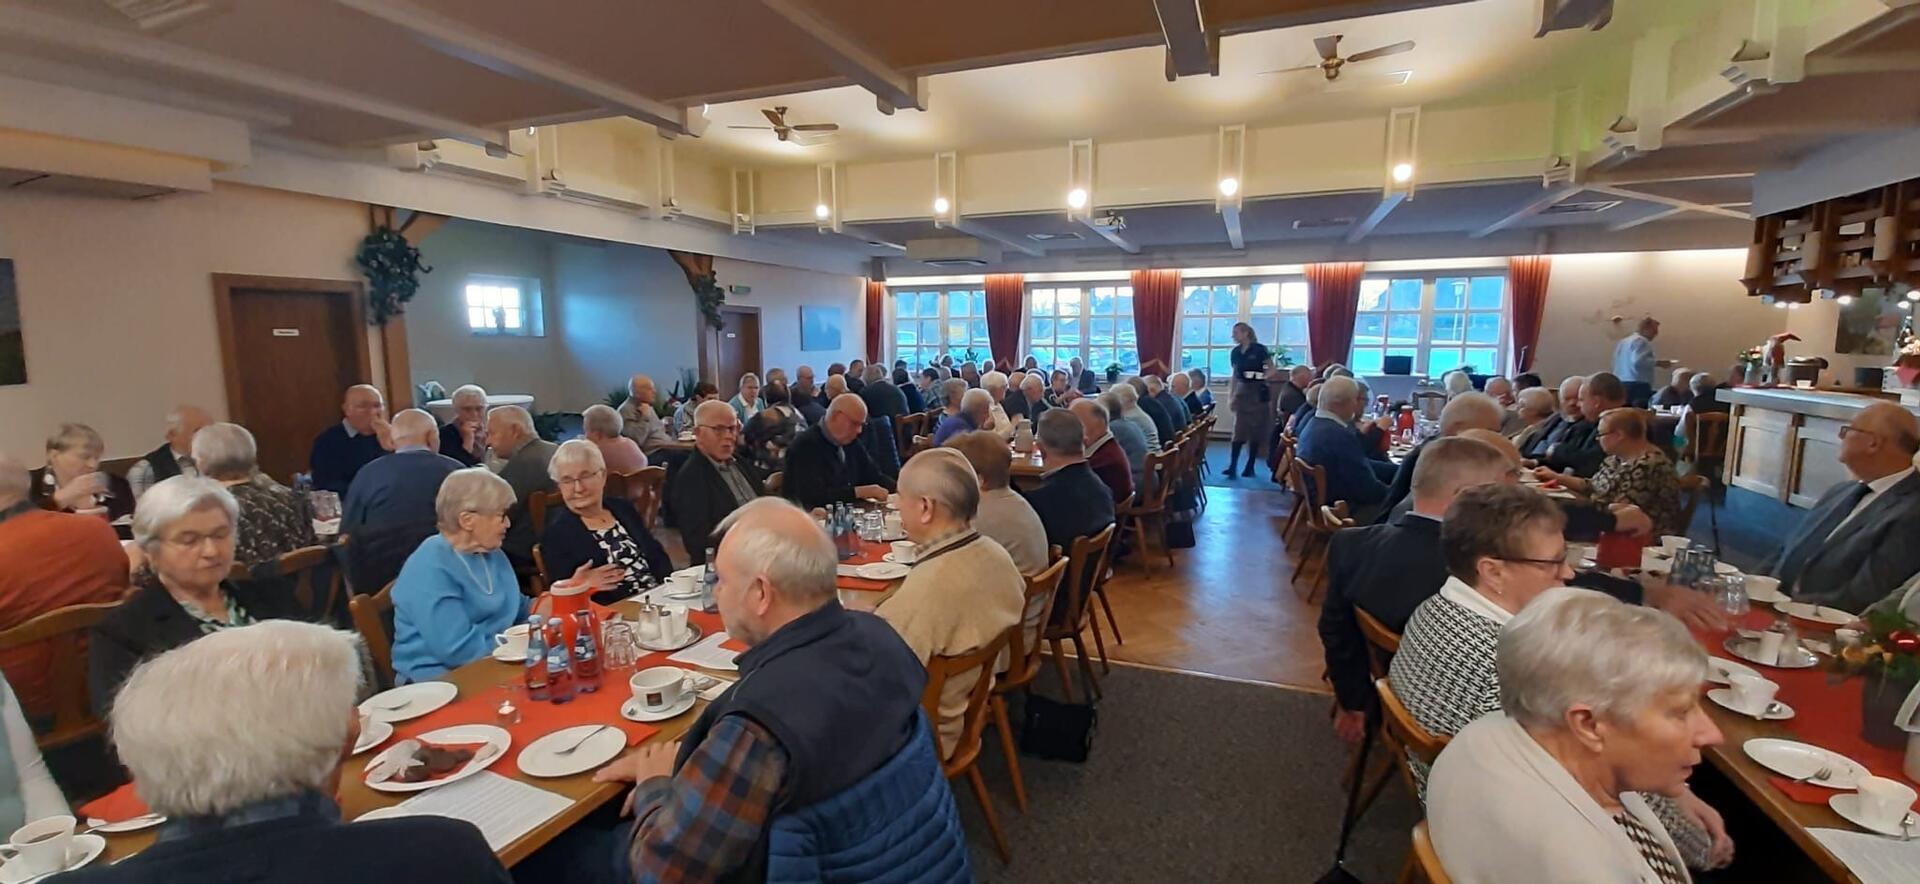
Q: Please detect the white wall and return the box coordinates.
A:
[553,239,699,403]
[0,183,369,460]
[405,221,573,410]
[714,257,867,375]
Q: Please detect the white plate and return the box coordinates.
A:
[1713,561,1741,575]
[621,694,698,723]
[1745,583,1788,605]
[360,681,458,723]
[1776,601,1854,626]
[363,724,509,793]
[0,833,106,883]
[86,813,165,834]
[1828,793,1920,838]
[1705,656,1761,685]
[854,562,910,581]
[1742,738,1868,789]
[1706,688,1794,720]
[517,725,627,778]
[353,718,394,755]
[490,646,527,664]
[880,552,918,565]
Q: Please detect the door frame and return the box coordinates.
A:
[211,273,371,426]
[696,304,762,387]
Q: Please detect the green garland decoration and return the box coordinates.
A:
[356,225,432,325]
[692,273,726,330]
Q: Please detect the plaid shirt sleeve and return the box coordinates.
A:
[627,715,789,881]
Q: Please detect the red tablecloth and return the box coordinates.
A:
[837,540,897,593]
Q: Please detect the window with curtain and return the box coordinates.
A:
[890,287,989,366]
[1028,284,1138,373]
[465,275,543,337]
[1179,280,1308,381]
[1349,274,1506,375]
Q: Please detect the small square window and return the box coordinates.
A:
[465,277,542,337]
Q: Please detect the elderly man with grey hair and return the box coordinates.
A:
[342,408,464,536]
[309,384,388,495]
[1107,381,1162,452]
[1295,375,1398,521]
[1020,410,1117,572]
[75,622,511,882]
[978,371,1016,437]
[665,399,763,567]
[581,403,648,474]
[128,404,212,500]
[783,394,893,510]
[875,447,1024,756]
[194,422,318,568]
[1007,371,1051,424]
[857,361,908,423]
[619,374,676,455]
[1097,390,1150,478]
[1375,392,1507,521]
[484,405,556,564]
[437,384,489,466]
[1510,386,1559,453]
[1523,375,1587,462]
[930,378,975,445]
[1073,398,1135,503]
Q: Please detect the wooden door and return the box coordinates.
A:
[707,306,762,400]
[213,275,370,483]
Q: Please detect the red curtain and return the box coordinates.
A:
[1507,255,1552,375]
[1305,262,1366,369]
[1130,268,1181,375]
[982,273,1025,370]
[864,279,885,364]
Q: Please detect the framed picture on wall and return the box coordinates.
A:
[800,305,844,352]
[1835,287,1912,356]
[0,259,23,386]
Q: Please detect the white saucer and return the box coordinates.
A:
[353,718,394,755]
[1745,584,1788,605]
[1705,656,1761,685]
[881,552,918,565]
[854,562,910,581]
[490,646,527,664]
[86,813,165,834]
[517,725,627,778]
[1706,688,1794,720]
[1776,601,1854,626]
[621,694,698,723]
[1829,793,1920,837]
[359,681,458,723]
[0,834,105,883]
[1743,738,1868,789]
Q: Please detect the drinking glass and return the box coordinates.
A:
[310,491,341,522]
[1708,574,1749,617]
[601,621,640,670]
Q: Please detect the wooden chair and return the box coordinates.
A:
[990,554,1068,813]
[617,466,668,528]
[1403,820,1451,884]
[1347,609,1404,819]
[1683,411,1730,465]
[765,471,784,496]
[1118,448,1179,573]
[1676,473,1711,534]
[921,630,1015,863]
[1042,524,1116,702]
[272,545,346,624]
[1411,390,1447,421]
[1294,502,1352,603]
[1375,677,1450,795]
[348,580,399,690]
[895,412,928,461]
[908,435,931,459]
[0,601,120,752]
[1284,458,1327,553]
[527,489,564,540]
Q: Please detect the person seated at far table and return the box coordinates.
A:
[875,449,1024,756]
[126,404,211,500]
[1534,408,1683,536]
[1295,376,1398,521]
[1285,382,1320,438]
[672,381,721,437]
[1508,386,1559,455]
[389,469,532,683]
[859,364,909,425]
[59,621,511,884]
[947,431,1050,576]
[585,497,965,883]
[1005,372,1048,424]
[1428,589,1728,882]
[928,378,973,446]
[977,372,1019,439]
[1541,372,1628,478]
[730,373,768,424]
[895,367,927,414]
[1760,401,1920,614]
[665,400,765,567]
[1020,411,1117,565]
[308,385,389,496]
[1522,375,1585,462]
[1114,380,1166,451]
[1072,399,1135,505]
[1171,371,1202,419]
[845,359,869,395]
[192,422,317,569]
[436,384,489,467]
[1650,366,1694,409]
[581,404,648,475]
[1145,374,1190,431]
[541,440,670,604]
[1187,368,1214,408]
[30,422,134,521]
[1046,369,1073,407]
[484,405,556,566]
[619,374,676,455]
[783,394,894,511]
[1097,391,1150,481]
[1687,371,1730,415]
[1376,392,1506,521]
[342,409,465,536]
[1482,377,1527,436]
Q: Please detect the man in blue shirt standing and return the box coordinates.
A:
[1610,316,1670,407]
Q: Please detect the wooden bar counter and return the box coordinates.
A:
[1720,387,1912,507]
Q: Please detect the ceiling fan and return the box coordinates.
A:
[1260,34,1415,81]
[727,106,840,143]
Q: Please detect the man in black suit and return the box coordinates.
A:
[1375,393,1505,520]
[1020,410,1116,558]
[1521,375,1583,461]
[1763,402,1920,613]
[1005,372,1050,423]
[783,394,894,510]
[1540,372,1625,478]
[1318,437,1515,744]
[665,400,765,565]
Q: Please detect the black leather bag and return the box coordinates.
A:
[1019,693,1098,763]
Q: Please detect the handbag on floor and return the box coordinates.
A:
[1019,693,1098,763]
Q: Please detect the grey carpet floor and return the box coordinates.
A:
[956,663,1418,883]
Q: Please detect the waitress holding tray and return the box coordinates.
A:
[1226,322,1274,477]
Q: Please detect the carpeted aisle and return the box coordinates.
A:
[958,663,1419,883]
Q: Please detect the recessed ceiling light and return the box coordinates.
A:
[1391,163,1414,183]
[1836,294,1856,305]
[1067,188,1089,210]
[1787,302,1801,309]
[932,196,951,215]
[1218,177,1240,197]
[814,203,831,220]
[1774,301,1789,309]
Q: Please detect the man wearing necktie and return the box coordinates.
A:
[1762,402,1920,613]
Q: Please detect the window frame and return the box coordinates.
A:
[1024,283,1139,375]
[1177,277,1310,386]
[887,285,990,367]
[463,274,544,338]
[1348,273,1507,376]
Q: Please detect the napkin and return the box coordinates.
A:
[79,784,149,822]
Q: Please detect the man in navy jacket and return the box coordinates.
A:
[1294,376,1397,522]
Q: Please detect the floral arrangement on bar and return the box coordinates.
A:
[1735,345,1765,368]
[1831,609,1920,682]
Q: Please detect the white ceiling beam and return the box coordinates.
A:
[1152,0,1217,80]
[836,224,906,251]
[1345,192,1407,243]
[1608,206,1687,232]
[1215,124,1244,249]
[1470,185,1580,239]
[0,5,508,152]
[950,217,1044,257]
[1220,204,1244,250]
[1076,217,1140,254]
[330,0,694,137]
[757,0,923,114]
[1589,170,1753,187]
[1583,184,1751,220]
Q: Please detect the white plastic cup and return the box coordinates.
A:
[1756,630,1786,666]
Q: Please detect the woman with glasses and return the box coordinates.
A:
[538,440,666,604]
[1533,408,1682,535]
[88,476,305,714]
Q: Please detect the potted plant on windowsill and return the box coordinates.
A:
[1104,362,1121,384]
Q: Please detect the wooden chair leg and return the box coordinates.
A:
[1133,514,1156,574]
[966,765,1012,863]
[1396,850,1419,884]
[1353,745,1398,823]
[1157,514,1175,568]
[1085,608,1111,674]
[991,695,1027,814]
[1071,633,1102,700]
[1047,639,1076,702]
[1095,587,1123,645]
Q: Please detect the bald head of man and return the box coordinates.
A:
[341,385,385,434]
[1840,402,1920,482]
[822,393,869,446]
[1438,392,1505,437]
[388,408,439,449]
[163,405,213,457]
[712,497,839,646]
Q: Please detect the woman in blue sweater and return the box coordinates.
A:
[390,468,529,682]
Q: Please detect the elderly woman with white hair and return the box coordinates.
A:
[929,379,978,446]
[88,476,305,715]
[581,403,648,474]
[389,468,531,682]
[437,384,490,466]
[1427,588,1725,883]
[729,373,766,423]
[29,422,134,521]
[539,440,668,604]
[84,622,510,882]
[1510,386,1560,453]
[1107,382,1162,452]
[978,371,1016,437]
[192,422,316,569]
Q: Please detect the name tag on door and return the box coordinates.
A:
[272,328,301,337]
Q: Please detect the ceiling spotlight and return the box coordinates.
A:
[814,203,831,220]
[1787,302,1801,309]
[1067,188,1089,210]
[1907,290,1919,302]
[1773,301,1789,309]
[1391,163,1414,183]
[932,196,951,215]
[1218,177,1240,197]
[1836,294,1856,305]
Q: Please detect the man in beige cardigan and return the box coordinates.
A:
[876,448,1025,758]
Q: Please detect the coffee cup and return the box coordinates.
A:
[1756,630,1786,666]
[0,816,75,876]
[630,666,691,712]
[664,573,699,598]
[660,604,690,643]
[493,624,531,657]
[889,541,917,564]
[1659,535,1689,553]
[1855,775,1918,830]
[1726,672,1779,716]
[883,513,904,538]
[1745,574,1781,599]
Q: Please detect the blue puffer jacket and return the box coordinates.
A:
[764,716,971,884]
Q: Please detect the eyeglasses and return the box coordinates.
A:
[1497,547,1573,569]
[556,468,605,489]
[162,528,233,550]
[696,423,741,436]
[1839,425,1878,442]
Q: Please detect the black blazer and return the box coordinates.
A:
[783,424,896,510]
[901,382,926,414]
[1543,418,1603,477]
[436,423,482,467]
[539,498,672,597]
[1135,395,1177,448]
[1375,440,1427,523]
[666,452,765,566]
[1075,369,1100,394]
[1020,462,1117,555]
[89,577,305,716]
[28,468,134,521]
[1318,514,1449,712]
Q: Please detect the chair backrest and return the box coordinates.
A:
[1313,502,1353,536]
[1052,523,1117,637]
[1291,458,1328,508]
[611,465,669,527]
[1128,449,1180,512]
[527,489,564,540]
[765,471,785,495]
[919,629,1013,771]
[1685,411,1730,463]
[1676,473,1710,532]
[1376,677,1449,768]
[349,580,399,689]
[1000,556,1070,692]
[896,412,928,460]
[1354,607,1401,680]
[1411,820,1452,884]
[275,545,342,622]
[0,601,120,750]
